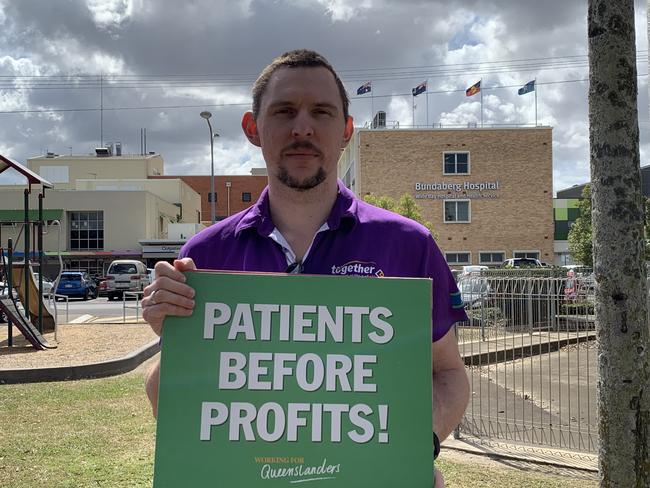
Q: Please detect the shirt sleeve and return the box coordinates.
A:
[424,235,468,342]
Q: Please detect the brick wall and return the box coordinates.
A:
[355,128,554,265]
[152,175,267,223]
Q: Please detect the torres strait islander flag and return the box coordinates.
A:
[518,80,536,95]
[465,80,481,97]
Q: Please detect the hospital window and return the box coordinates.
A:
[444,200,470,223]
[443,152,470,175]
[445,252,471,265]
[479,252,505,265]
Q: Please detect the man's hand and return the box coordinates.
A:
[142,258,197,336]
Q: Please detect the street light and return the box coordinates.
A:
[200,111,219,225]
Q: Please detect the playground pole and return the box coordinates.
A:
[23,189,30,323]
[38,192,44,333]
[7,238,13,347]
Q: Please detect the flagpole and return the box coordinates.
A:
[426,80,429,127]
[412,95,415,128]
[479,78,483,128]
[534,79,538,126]
[371,91,375,123]
[426,92,429,126]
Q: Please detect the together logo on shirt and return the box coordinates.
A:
[330,261,384,277]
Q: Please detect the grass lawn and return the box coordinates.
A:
[0,366,597,487]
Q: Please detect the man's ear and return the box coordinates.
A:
[241,111,261,147]
[342,116,354,147]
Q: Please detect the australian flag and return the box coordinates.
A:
[357,81,372,95]
[518,80,535,95]
[412,81,427,97]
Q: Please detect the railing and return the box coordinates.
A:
[455,270,598,453]
[49,293,69,325]
[123,291,143,323]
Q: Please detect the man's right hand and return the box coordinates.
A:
[142,258,197,336]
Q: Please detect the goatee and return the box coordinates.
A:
[277,167,326,191]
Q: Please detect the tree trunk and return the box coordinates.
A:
[588,1,650,486]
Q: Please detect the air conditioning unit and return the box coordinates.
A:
[372,111,386,129]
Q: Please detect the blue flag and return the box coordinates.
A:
[357,81,372,95]
[518,80,535,95]
[412,81,427,97]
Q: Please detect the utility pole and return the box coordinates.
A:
[588,0,650,486]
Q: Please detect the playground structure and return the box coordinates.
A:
[11,264,56,331]
[0,153,58,350]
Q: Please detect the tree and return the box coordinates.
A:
[363,193,437,239]
[588,0,650,485]
[568,185,593,266]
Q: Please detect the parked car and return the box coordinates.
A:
[105,260,148,301]
[145,268,156,286]
[503,257,543,268]
[460,265,489,277]
[459,277,492,309]
[97,278,108,297]
[33,273,54,297]
[55,271,98,300]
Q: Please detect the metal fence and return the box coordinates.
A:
[455,269,598,453]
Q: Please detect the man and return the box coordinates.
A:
[143,49,468,487]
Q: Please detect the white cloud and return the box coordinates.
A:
[171,138,265,176]
[86,0,135,29]
[387,96,413,128]
[290,0,374,22]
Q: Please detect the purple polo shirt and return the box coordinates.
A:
[179,180,467,341]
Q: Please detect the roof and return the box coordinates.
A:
[0,153,53,189]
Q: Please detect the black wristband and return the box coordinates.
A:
[433,432,441,460]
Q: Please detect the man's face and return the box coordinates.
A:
[243,67,353,191]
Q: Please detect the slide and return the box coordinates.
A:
[0,298,55,350]
[11,264,56,332]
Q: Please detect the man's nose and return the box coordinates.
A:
[291,111,314,137]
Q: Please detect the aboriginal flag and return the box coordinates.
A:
[466,80,481,97]
[412,81,427,97]
[357,81,372,95]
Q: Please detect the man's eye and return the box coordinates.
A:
[275,108,292,115]
[315,109,332,116]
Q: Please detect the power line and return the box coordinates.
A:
[0,76,635,115]
[0,51,647,91]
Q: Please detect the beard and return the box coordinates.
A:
[276,165,327,191]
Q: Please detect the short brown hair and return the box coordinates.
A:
[252,49,350,121]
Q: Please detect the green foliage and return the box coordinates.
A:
[568,185,650,264]
[363,193,437,239]
[568,185,593,266]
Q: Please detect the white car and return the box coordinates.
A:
[105,259,148,300]
[33,273,54,296]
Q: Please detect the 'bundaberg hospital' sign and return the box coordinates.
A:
[414,180,501,200]
[153,271,434,487]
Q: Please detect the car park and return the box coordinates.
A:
[105,260,148,300]
[55,271,98,300]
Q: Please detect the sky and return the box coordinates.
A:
[0,0,648,195]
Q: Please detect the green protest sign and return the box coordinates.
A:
[154,271,433,487]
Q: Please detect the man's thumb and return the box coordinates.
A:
[174,257,197,271]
